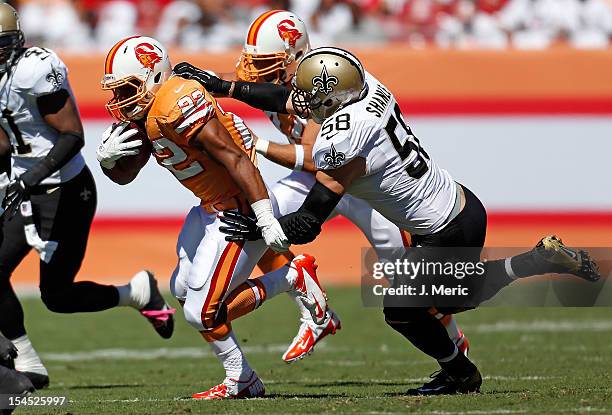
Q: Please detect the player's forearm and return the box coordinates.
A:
[226,152,269,203]
[20,132,83,186]
[256,139,316,173]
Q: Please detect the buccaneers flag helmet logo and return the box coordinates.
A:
[277,19,302,48]
[134,43,162,70]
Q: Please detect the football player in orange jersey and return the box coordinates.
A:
[175,9,470,362]
[97,36,329,399]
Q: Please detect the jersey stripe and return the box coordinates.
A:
[246,10,283,46]
[174,102,215,134]
[104,36,139,74]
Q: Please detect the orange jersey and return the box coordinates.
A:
[145,76,256,210]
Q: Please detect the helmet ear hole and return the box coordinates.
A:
[323,99,333,107]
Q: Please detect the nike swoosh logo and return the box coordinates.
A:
[174,84,185,94]
[46,187,60,194]
[323,132,339,140]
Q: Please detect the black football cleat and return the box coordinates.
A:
[0,366,35,394]
[534,235,600,282]
[407,368,482,396]
[139,271,176,339]
[20,371,49,390]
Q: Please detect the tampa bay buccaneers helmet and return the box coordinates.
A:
[237,10,310,84]
[101,36,172,121]
[292,47,367,124]
[0,3,24,74]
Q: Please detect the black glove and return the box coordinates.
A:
[2,179,29,220]
[173,62,232,96]
[0,335,18,365]
[219,210,262,242]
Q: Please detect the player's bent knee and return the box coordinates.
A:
[41,290,74,313]
[183,305,205,331]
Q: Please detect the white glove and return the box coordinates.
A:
[21,200,58,263]
[251,199,289,252]
[96,122,142,169]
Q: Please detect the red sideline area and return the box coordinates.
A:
[91,212,612,231]
[79,97,612,120]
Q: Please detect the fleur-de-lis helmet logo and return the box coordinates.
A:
[312,64,338,95]
[324,143,346,168]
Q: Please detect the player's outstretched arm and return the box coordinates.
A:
[174,62,295,115]
[255,121,319,172]
[194,118,289,252]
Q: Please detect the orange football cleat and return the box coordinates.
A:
[283,309,341,363]
[290,254,328,325]
[192,372,265,400]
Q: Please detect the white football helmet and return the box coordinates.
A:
[237,10,310,84]
[101,36,172,121]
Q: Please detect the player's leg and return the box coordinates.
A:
[383,184,487,395]
[0,208,45,388]
[180,209,273,399]
[335,194,469,354]
[36,168,174,336]
[268,171,341,362]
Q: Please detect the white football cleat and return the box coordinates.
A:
[289,254,328,325]
[282,308,341,363]
[192,372,265,400]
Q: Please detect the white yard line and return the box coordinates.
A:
[464,320,612,332]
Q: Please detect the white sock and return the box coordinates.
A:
[117,271,151,309]
[210,331,253,381]
[13,335,48,376]
[259,265,297,299]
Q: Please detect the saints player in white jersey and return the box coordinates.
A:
[176,46,600,396]
[175,9,470,363]
[0,3,175,390]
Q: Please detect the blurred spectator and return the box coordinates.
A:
[9,0,612,50]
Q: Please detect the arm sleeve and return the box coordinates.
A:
[231,81,291,114]
[20,132,83,187]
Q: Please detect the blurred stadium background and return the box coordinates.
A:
[8,0,612,290]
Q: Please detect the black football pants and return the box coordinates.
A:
[383,184,512,361]
[0,167,119,340]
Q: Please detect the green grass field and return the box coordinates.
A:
[15,287,612,414]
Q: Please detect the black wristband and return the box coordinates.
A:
[231,81,290,114]
[301,181,342,223]
[20,131,84,187]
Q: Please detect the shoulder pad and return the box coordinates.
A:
[313,110,375,170]
[14,48,68,97]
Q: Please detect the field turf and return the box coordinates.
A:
[15,287,612,414]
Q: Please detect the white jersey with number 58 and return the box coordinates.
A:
[0,47,85,185]
[312,72,457,235]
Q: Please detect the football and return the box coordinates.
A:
[116,121,152,171]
